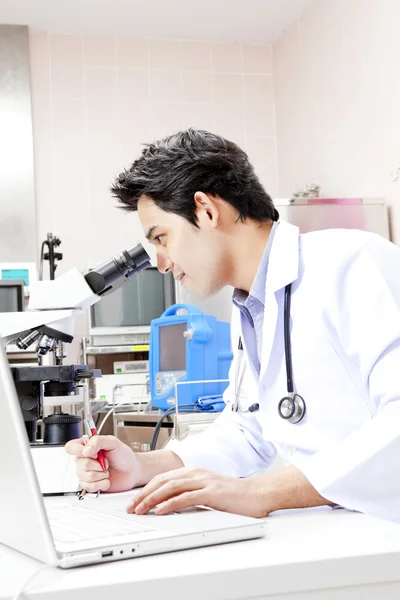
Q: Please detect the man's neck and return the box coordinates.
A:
[229,220,274,293]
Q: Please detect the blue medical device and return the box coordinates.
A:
[150,304,233,412]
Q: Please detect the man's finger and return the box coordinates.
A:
[127,466,200,511]
[78,457,106,472]
[80,435,119,457]
[64,438,85,457]
[155,490,204,515]
[127,479,202,515]
[77,468,109,484]
[80,478,111,493]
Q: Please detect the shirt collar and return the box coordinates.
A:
[232,221,279,307]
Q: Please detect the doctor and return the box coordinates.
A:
[66,129,400,522]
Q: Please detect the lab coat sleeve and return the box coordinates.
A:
[300,234,400,522]
[166,310,277,478]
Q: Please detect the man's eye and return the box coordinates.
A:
[154,235,164,244]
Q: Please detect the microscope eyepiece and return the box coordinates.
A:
[84,243,151,296]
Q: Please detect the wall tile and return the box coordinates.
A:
[245,104,275,137]
[50,36,84,101]
[150,103,184,138]
[243,44,273,74]
[181,103,214,131]
[179,40,211,71]
[150,39,181,70]
[150,70,182,104]
[116,37,149,69]
[182,71,212,103]
[243,74,274,105]
[213,104,246,146]
[83,36,116,67]
[117,68,150,101]
[212,42,243,72]
[212,72,243,104]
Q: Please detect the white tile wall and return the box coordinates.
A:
[274,0,400,243]
[29,34,277,360]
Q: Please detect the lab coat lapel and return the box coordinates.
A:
[239,312,259,383]
[259,221,300,383]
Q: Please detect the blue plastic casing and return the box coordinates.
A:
[150,304,233,411]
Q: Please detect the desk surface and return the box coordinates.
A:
[2,507,400,600]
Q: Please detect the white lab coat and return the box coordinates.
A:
[168,220,400,522]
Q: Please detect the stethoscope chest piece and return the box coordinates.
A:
[278,394,306,424]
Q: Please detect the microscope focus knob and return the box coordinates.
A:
[76,370,92,380]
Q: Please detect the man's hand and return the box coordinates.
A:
[65,435,142,493]
[126,464,333,517]
[126,466,268,517]
[65,435,185,494]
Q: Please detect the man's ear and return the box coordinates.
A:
[194,192,219,229]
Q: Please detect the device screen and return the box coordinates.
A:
[159,323,187,371]
[0,287,21,312]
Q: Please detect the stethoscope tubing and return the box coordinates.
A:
[233,283,306,422]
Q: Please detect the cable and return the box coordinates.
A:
[12,558,64,600]
[96,406,114,435]
[150,404,200,451]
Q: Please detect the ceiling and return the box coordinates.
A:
[0,0,313,43]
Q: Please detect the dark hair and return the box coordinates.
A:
[111,128,279,226]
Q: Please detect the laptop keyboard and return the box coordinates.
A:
[46,504,157,544]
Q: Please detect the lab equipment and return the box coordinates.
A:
[38,232,63,281]
[0,243,151,351]
[0,262,37,290]
[89,267,175,347]
[0,279,25,312]
[0,243,151,442]
[149,304,233,411]
[232,284,306,423]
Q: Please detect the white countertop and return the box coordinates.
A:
[2,506,400,600]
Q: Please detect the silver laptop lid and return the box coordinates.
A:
[0,339,57,563]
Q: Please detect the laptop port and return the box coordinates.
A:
[102,551,113,558]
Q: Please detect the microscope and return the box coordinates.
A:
[0,243,151,444]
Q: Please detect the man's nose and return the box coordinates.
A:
[157,251,173,274]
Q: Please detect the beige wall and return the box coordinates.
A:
[274,0,400,242]
[30,34,277,273]
[29,34,277,361]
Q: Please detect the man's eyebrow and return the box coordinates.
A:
[145,226,158,240]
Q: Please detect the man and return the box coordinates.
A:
[66,129,400,522]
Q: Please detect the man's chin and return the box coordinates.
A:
[180,276,223,300]
[191,287,221,300]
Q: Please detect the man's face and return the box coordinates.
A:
[137,194,229,299]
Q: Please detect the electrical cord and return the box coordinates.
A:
[12,559,64,600]
[150,404,201,451]
[96,406,114,435]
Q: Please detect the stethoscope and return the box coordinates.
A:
[232,283,306,424]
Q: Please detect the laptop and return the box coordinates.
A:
[0,340,266,568]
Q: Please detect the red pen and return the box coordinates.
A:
[83,415,107,472]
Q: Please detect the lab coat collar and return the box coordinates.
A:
[259,219,300,385]
[266,219,300,293]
